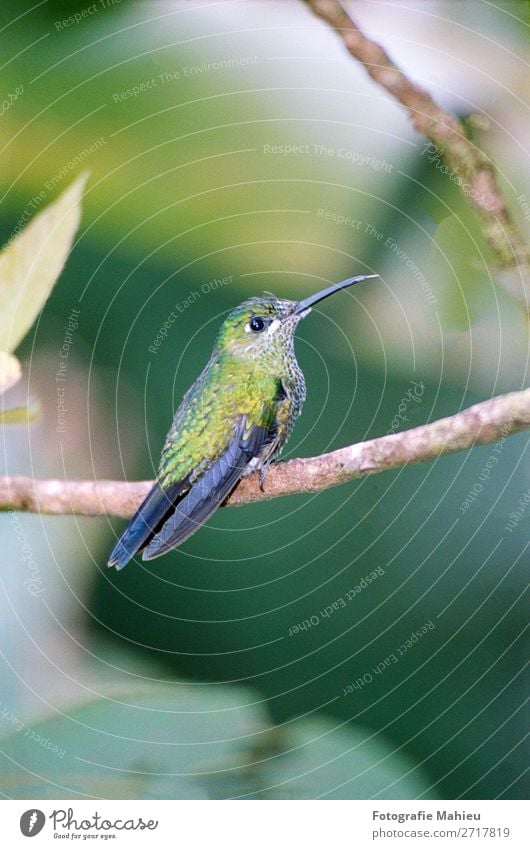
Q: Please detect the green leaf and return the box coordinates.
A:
[0,681,435,799]
[255,717,436,799]
[0,351,21,394]
[0,172,88,353]
[0,684,270,800]
[0,402,39,425]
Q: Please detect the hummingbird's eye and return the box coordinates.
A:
[249,316,266,333]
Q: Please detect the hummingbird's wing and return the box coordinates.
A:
[107,477,191,570]
[142,416,276,561]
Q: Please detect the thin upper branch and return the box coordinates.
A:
[1,389,528,518]
[304,0,530,306]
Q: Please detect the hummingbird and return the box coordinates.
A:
[108,274,377,570]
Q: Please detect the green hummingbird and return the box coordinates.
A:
[108,274,377,570]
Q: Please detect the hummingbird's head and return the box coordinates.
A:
[214,295,300,361]
[214,275,378,363]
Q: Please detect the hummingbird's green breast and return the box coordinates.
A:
[157,353,287,488]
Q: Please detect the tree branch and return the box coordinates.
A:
[304,0,530,307]
[1,389,528,518]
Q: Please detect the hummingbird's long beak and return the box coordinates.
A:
[289,274,379,318]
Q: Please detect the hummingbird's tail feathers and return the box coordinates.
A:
[143,417,276,560]
[107,478,190,570]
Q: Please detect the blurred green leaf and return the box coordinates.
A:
[0,402,39,425]
[257,717,436,800]
[0,682,269,800]
[0,679,433,799]
[0,172,88,352]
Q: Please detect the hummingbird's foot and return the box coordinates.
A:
[259,467,267,492]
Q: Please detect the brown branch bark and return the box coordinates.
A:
[1,389,528,518]
[304,0,530,307]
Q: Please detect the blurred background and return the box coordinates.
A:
[0,0,528,799]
